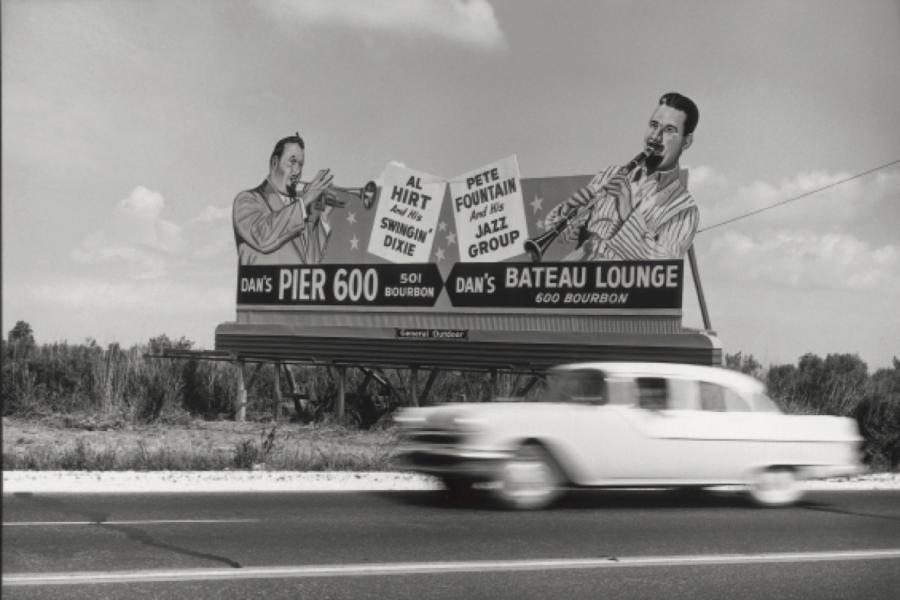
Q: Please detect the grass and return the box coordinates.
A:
[1,416,401,471]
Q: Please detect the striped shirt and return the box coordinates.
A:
[545,164,698,261]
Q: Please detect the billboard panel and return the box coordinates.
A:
[233,159,689,315]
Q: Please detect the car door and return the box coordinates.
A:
[613,376,704,480]
[574,375,678,483]
[687,379,779,478]
[628,377,770,481]
[539,370,646,483]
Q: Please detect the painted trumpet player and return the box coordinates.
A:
[292,179,379,212]
[232,133,376,266]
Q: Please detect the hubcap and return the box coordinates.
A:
[751,468,802,507]
[497,446,560,509]
[503,459,552,498]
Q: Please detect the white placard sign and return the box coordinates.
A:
[449,155,528,263]
[368,163,446,264]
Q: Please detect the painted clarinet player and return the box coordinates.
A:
[534,92,700,262]
[233,133,336,265]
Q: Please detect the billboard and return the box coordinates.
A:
[220,93,721,367]
[234,155,692,313]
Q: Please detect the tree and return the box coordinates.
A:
[820,353,868,415]
[724,352,763,380]
[766,353,868,416]
[148,334,194,355]
[8,320,35,345]
[795,353,826,408]
[855,358,900,469]
[767,363,797,398]
[6,320,36,360]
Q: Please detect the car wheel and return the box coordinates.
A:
[494,444,562,510]
[748,467,803,507]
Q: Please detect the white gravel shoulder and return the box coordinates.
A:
[1,471,440,494]
[3,471,899,494]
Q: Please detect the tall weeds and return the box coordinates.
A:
[1,336,236,424]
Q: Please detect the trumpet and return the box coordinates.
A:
[523,146,658,262]
[290,179,379,210]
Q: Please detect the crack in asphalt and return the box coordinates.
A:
[11,493,243,569]
[96,522,243,568]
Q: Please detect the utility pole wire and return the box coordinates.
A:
[697,159,900,234]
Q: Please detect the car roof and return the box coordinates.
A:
[550,362,765,394]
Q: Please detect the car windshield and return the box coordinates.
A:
[545,370,606,404]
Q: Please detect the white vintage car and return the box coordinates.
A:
[394,362,863,509]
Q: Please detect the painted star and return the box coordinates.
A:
[434,246,446,262]
[438,221,448,232]
[346,211,357,225]
[530,195,544,214]
[350,234,360,251]
[446,231,457,246]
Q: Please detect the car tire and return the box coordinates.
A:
[748,467,803,507]
[494,444,563,510]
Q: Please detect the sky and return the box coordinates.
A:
[2,0,899,369]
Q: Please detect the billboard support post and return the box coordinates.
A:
[688,245,712,331]
[236,360,247,422]
[273,362,283,421]
[410,368,419,407]
[515,375,541,398]
[419,369,439,406]
[336,367,346,419]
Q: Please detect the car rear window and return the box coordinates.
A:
[636,377,668,410]
[699,381,752,412]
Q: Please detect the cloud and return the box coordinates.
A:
[691,165,900,235]
[704,229,900,292]
[72,238,169,280]
[114,186,185,253]
[192,237,235,260]
[192,205,232,223]
[688,164,730,189]
[19,278,233,314]
[72,186,186,279]
[6,277,235,348]
[256,0,507,50]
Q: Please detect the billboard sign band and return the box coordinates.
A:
[237,259,682,310]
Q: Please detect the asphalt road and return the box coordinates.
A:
[4,488,900,599]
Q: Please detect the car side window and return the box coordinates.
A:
[668,378,700,410]
[699,381,752,412]
[571,371,606,404]
[636,377,668,410]
[548,370,607,404]
[699,382,726,411]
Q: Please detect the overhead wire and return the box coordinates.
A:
[696,158,900,234]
